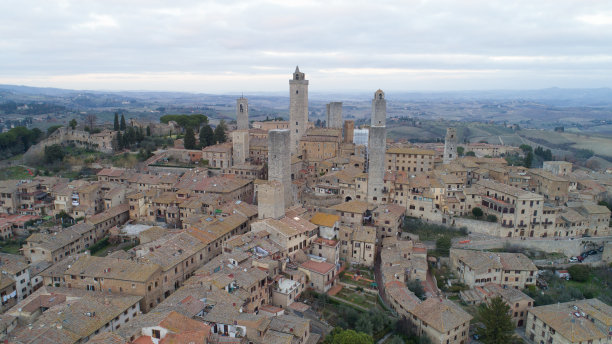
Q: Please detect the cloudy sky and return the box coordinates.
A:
[1,0,611,92]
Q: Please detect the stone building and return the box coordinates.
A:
[326,102,343,128]
[63,255,163,312]
[202,142,232,169]
[526,299,612,344]
[443,127,458,164]
[543,161,573,176]
[450,249,537,289]
[268,129,292,208]
[289,66,309,155]
[386,146,436,173]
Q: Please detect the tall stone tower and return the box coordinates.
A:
[258,181,285,219]
[371,89,386,126]
[443,127,458,164]
[289,66,309,155]
[236,97,249,130]
[367,125,387,203]
[367,89,387,203]
[326,102,343,128]
[268,129,292,207]
[232,130,249,165]
[343,120,355,143]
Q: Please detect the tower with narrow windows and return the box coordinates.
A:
[326,102,343,128]
[236,97,249,130]
[443,127,458,164]
[367,90,387,204]
[371,89,386,126]
[289,66,309,155]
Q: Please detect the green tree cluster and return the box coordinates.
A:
[534,146,553,161]
[213,120,227,144]
[568,265,590,282]
[476,296,515,344]
[199,125,214,148]
[44,144,65,164]
[435,236,451,256]
[323,328,373,344]
[116,126,145,150]
[160,114,208,130]
[457,146,465,156]
[69,119,77,130]
[0,126,43,158]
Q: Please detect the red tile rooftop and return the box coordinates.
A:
[300,260,335,275]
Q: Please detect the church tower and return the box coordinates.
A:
[289,66,309,155]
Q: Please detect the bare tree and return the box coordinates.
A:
[85,114,97,130]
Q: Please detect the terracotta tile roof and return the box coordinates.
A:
[530,299,612,342]
[299,260,334,275]
[413,298,472,333]
[329,200,376,214]
[65,255,161,282]
[309,212,339,228]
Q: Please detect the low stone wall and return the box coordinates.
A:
[457,235,612,257]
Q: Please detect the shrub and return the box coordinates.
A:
[486,214,498,222]
[568,265,590,282]
[472,207,483,218]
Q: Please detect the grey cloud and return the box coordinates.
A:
[0,0,611,91]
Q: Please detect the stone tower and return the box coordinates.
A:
[367,125,387,203]
[232,130,249,165]
[289,66,309,155]
[268,129,292,207]
[326,102,343,128]
[443,127,458,164]
[371,89,386,126]
[258,181,285,219]
[236,97,249,130]
[343,120,354,144]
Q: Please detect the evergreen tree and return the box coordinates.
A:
[199,125,214,148]
[120,114,126,131]
[184,128,196,149]
[524,151,534,168]
[69,119,77,130]
[146,126,151,136]
[114,113,119,131]
[116,131,123,149]
[476,297,515,344]
[213,120,227,144]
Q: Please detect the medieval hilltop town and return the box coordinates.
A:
[0,67,610,344]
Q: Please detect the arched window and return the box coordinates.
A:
[240,104,243,113]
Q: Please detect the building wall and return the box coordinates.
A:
[268,130,292,208]
[326,102,343,129]
[232,130,250,165]
[367,126,387,203]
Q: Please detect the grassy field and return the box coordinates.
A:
[0,239,25,254]
[0,166,33,180]
[335,288,379,309]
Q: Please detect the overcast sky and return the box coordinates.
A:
[1,0,611,93]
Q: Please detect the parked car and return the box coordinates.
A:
[581,252,589,258]
[599,246,604,252]
[577,255,585,262]
[588,250,598,256]
[569,257,579,263]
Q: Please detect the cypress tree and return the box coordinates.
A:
[114,113,119,131]
[120,114,126,131]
